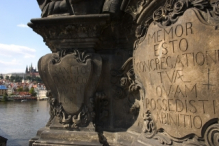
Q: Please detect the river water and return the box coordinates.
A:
[0,100,50,146]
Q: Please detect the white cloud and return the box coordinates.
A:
[0,53,12,57]
[0,44,38,73]
[0,59,22,73]
[0,44,36,58]
[2,68,24,74]
[17,24,28,28]
[0,59,21,66]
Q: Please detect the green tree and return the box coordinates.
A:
[29,87,36,96]
[14,76,22,82]
[6,76,9,80]
[2,93,8,102]
[18,87,23,92]
[10,76,14,82]
[24,87,29,92]
[26,76,32,80]
[36,77,42,82]
[0,74,3,79]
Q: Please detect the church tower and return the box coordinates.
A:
[26,66,29,73]
[29,63,33,73]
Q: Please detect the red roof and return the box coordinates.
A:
[18,92,30,95]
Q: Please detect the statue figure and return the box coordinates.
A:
[37,0,125,17]
[37,0,79,17]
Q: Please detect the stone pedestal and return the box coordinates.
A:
[29,0,219,145]
[29,127,101,146]
[28,13,139,146]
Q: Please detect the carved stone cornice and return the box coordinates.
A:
[28,14,110,52]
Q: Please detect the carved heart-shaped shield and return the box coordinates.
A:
[49,52,92,115]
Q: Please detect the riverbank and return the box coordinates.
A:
[0,97,37,102]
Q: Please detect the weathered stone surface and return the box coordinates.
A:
[134,8,219,138]
[30,127,139,146]
[29,0,219,145]
[29,1,140,144]
[133,0,219,144]
[49,52,92,114]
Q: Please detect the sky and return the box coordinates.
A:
[0,1,51,74]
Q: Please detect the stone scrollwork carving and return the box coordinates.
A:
[50,103,92,129]
[134,18,152,50]
[213,1,219,16]
[46,91,90,129]
[153,133,172,145]
[46,90,56,126]
[143,110,156,138]
[120,57,140,93]
[111,57,135,93]
[111,57,142,117]
[73,50,91,63]
[52,49,91,64]
[48,95,95,129]
[153,0,210,26]
[204,123,219,146]
[124,0,152,20]
[182,137,206,146]
[210,1,219,23]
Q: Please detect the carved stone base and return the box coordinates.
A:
[133,134,206,146]
[29,127,101,146]
[49,117,96,131]
[29,127,141,146]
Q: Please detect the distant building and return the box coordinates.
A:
[35,83,48,100]
[37,90,48,100]
[18,92,31,98]
[7,85,14,95]
[25,63,40,77]
[0,85,7,96]
[2,73,26,79]
[1,63,40,80]
[0,136,7,146]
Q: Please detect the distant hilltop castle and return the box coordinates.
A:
[25,63,38,74]
[25,63,40,77]
[2,63,40,79]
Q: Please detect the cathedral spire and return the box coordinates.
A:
[26,65,29,73]
[30,63,33,73]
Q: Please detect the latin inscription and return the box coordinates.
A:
[135,19,219,136]
[48,53,93,114]
[136,22,219,72]
[52,66,90,84]
[52,65,91,105]
[145,98,218,129]
[135,50,219,72]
